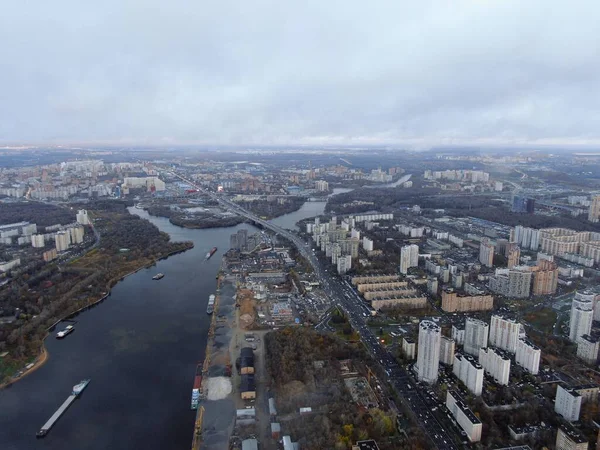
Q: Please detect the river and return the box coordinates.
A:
[0,180,401,450]
[0,210,258,450]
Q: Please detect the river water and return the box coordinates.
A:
[0,210,258,450]
[0,182,393,450]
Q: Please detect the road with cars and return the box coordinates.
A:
[166,170,459,449]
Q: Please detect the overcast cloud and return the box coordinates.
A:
[1,0,599,147]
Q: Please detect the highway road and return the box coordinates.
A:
[166,170,460,449]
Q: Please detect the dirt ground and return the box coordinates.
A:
[229,293,275,449]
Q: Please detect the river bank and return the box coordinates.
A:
[0,242,194,390]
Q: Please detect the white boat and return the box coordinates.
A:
[56,325,74,339]
[72,379,91,396]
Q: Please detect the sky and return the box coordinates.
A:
[1,0,599,148]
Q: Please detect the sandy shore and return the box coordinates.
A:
[0,346,49,390]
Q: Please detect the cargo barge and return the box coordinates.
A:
[205,247,218,260]
[191,363,202,410]
[56,325,74,339]
[37,379,90,437]
[206,294,215,315]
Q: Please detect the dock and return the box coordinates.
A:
[38,394,77,437]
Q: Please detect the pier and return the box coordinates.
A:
[191,272,223,450]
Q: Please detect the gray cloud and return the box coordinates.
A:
[1,0,599,147]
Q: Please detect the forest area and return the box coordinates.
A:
[0,200,192,383]
[0,202,75,227]
[265,328,402,449]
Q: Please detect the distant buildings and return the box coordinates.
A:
[337,255,352,275]
[506,244,520,269]
[31,234,45,248]
[555,385,582,422]
[488,267,532,298]
[569,293,593,342]
[76,209,90,225]
[55,230,70,252]
[123,176,166,192]
[315,180,329,191]
[479,238,494,268]
[446,391,482,443]
[0,258,20,272]
[416,320,441,384]
[511,225,540,250]
[399,244,419,274]
[362,237,374,252]
[532,259,559,295]
[464,318,489,357]
[511,195,535,213]
[589,195,600,223]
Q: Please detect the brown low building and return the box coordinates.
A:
[441,289,493,312]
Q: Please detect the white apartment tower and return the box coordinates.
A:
[488,315,521,353]
[515,338,541,375]
[589,195,600,223]
[569,296,593,342]
[479,238,495,267]
[453,353,484,396]
[76,209,90,225]
[439,336,455,366]
[577,334,600,365]
[399,244,419,275]
[464,318,489,356]
[416,320,441,384]
[478,347,510,385]
[31,234,45,248]
[55,231,70,252]
[555,385,582,422]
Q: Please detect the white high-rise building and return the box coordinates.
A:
[515,338,541,375]
[488,315,521,354]
[464,318,489,356]
[446,391,482,443]
[55,231,70,252]
[31,234,45,248]
[453,353,484,396]
[416,320,441,384]
[362,237,374,252]
[336,255,352,275]
[479,238,495,267]
[478,347,510,385]
[569,296,593,342]
[576,334,600,365]
[68,226,85,244]
[315,180,329,192]
[555,386,582,422]
[399,244,419,275]
[452,323,465,345]
[76,209,90,225]
[439,337,455,365]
